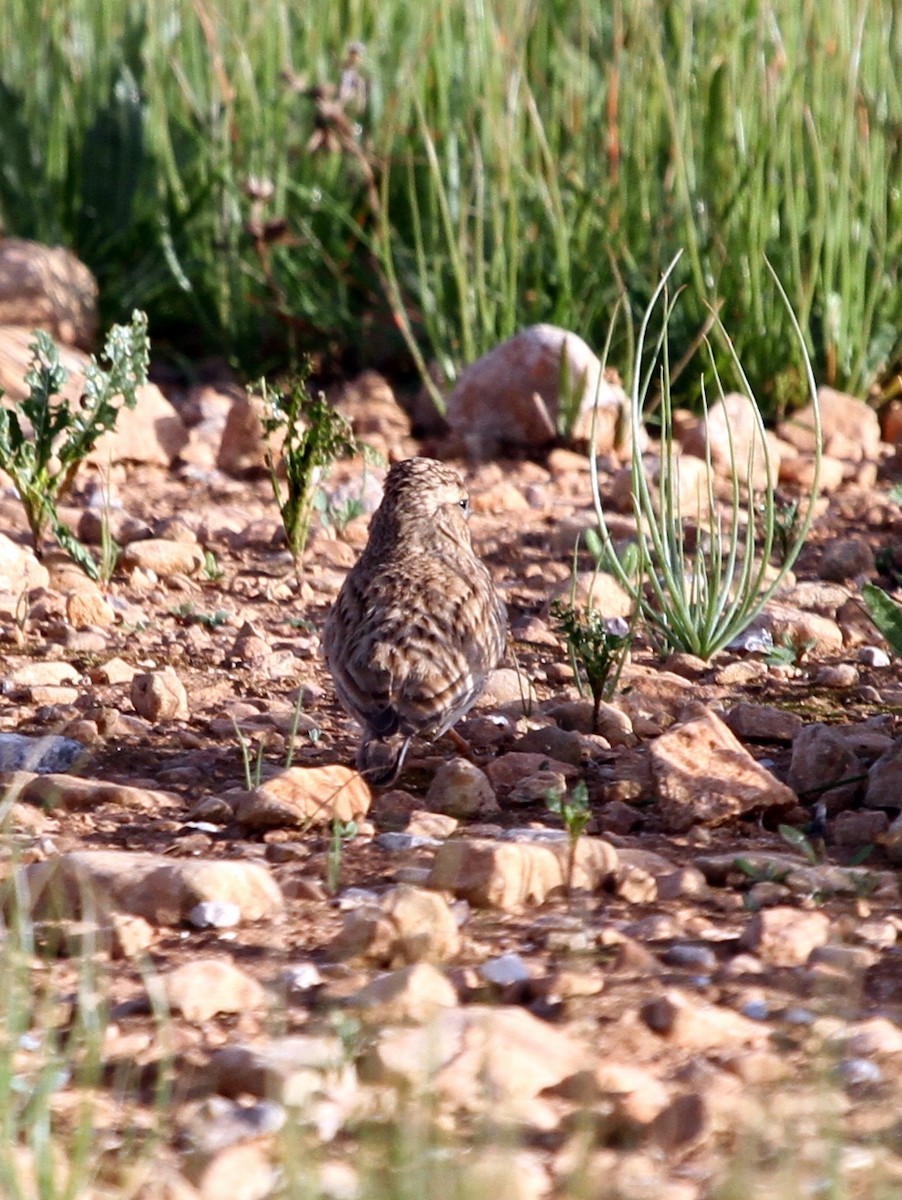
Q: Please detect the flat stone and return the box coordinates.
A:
[21,773,180,813]
[650,708,797,831]
[120,538,206,577]
[427,835,617,909]
[236,765,371,827]
[327,884,460,965]
[346,962,458,1024]
[159,958,268,1022]
[724,704,803,743]
[425,758,499,817]
[21,851,283,925]
[739,906,831,966]
[0,733,86,774]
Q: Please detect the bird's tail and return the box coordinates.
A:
[356,735,412,787]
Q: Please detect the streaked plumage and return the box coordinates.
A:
[323,457,507,785]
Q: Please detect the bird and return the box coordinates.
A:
[323,457,507,786]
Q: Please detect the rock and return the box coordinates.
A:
[0,532,49,591]
[864,737,902,810]
[777,386,881,461]
[680,392,778,489]
[184,1144,276,1200]
[724,703,804,743]
[477,667,536,711]
[360,1005,585,1106]
[814,663,859,688]
[818,537,874,581]
[216,390,270,475]
[0,733,85,774]
[333,370,412,455]
[204,1036,350,1104]
[21,851,283,925]
[609,452,715,517]
[762,604,845,657]
[445,324,630,459]
[831,809,888,845]
[641,990,768,1049]
[91,383,189,468]
[5,660,79,688]
[159,958,268,1022]
[550,570,635,620]
[427,835,617,909]
[513,724,586,766]
[508,769,570,806]
[346,961,458,1024]
[485,752,580,793]
[739,906,831,966]
[778,451,846,492]
[479,952,532,987]
[65,584,116,629]
[0,239,97,349]
[120,539,206,577]
[425,758,499,817]
[236,765,371,827]
[787,724,863,810]
[590,1061,672,1123]
[131,667,190,722]
[327,884,460,965]
[548,699,635,744]
[20,774,180,812]
[649,709,797,832]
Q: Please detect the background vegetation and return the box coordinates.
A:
[2,0,900,413]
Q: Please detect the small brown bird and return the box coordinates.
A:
[323,457,507,785]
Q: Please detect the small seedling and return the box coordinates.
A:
[168,602,230,629]
[326,817,358,893]
[314,487,366,535]
[758,494,801,565]
[201,550,224,582]
[551,599,632,729]
[777,822,821,866]
[233,721,266,790]
[546,779,592,898]
[0,312,149,578]
[764,633,815,667]
[257,370,361,570]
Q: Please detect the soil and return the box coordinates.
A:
[5,442,902,1198]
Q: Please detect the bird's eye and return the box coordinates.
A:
[458,497,469,512]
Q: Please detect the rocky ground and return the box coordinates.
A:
[3,356,902,1200]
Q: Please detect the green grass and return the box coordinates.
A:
[1,1,900,411]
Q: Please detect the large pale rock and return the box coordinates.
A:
[739,906,831,966]
[360,1005,585,1106]
[788,724,863,811]
[120,539,206,577]
[333,370,412,456]
[763,603,844,657]
[777,386,881,462]
[90,383,188,467]
[445,324,629,459]
[0,239,98,349]
[131,666,190,722]
[650,709,797,832]
[205,1036,350,1105]
[20,851,284,925]
[21,774,180,813]
[425,758,499,817]
[641,990,768,1049]
[216,390,271,475]
[160,958,268,1022]
[346,961,458,1024]
[680,392,778,489]
[327,884,460,965]
[0,532,49,591]
[427,835,618,909]
[236,764,371,827]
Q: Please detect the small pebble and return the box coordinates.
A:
[187,901,241,929]
[741,999,770,1021]
[479,953,531,987]
[858,646,891,668]
[375,832,442,852]
[661,944,718,971]
[838,1058,883,1087]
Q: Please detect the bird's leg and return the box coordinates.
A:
[443,726,476,761]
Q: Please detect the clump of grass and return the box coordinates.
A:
[590,257,821,660]
[861,582,902,657]
[0,312,149,579]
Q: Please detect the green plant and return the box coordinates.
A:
[313,488,366,535]
[0,312,149,578]
[861,582,902,656]
[257,373,361,570]
[550,599,631,729]
[326,816,358,894]
[201,550,224,582]
[168,602,230,630]
[546,778,591,898]
[765,633,816,668]
[233,719,266,791]
[590,258,821,660]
